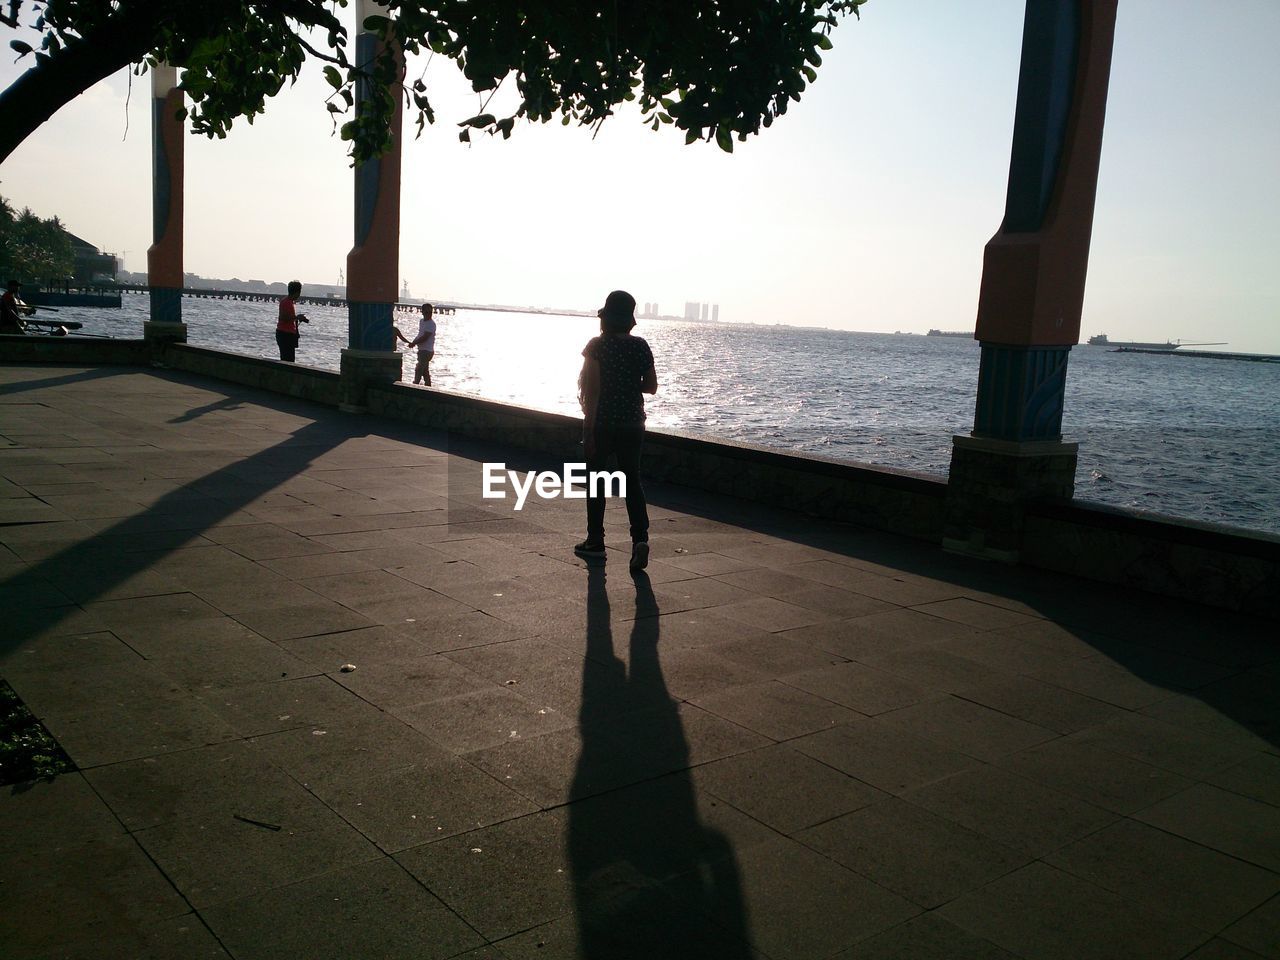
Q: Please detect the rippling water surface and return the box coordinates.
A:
[44,293,1280,534]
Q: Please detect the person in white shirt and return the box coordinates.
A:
[396,302,437,385]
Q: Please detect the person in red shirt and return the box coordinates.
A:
[275,280,309,361]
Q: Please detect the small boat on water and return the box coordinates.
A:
[926,329,972,338]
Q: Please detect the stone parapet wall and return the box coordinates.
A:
[1024,500,1280,618]
[0,336,149,366]
[367,382,948,540]
[164,344,342,407]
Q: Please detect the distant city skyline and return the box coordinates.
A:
[1,0,1277,352]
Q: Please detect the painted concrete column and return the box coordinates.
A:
[144,64,186,344]
[340,0,404,411]
[944,0,1118,559]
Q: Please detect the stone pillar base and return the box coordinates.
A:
[143,321,187,343]
[944,433,1078,562]
[339,348,402,413]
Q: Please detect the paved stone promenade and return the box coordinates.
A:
[1,363,1277,960]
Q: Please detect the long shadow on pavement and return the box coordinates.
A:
[567,566,754,959]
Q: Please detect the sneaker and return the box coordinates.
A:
[630,542,650,571]
[574,540,606,559]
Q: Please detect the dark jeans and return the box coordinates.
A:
[586,424,648,544]
[276,330,299,361]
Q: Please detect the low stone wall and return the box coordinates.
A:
[164,344,342,407]
[0,335,149,365]
[368,382,948,540]
[1024,500,1280,618]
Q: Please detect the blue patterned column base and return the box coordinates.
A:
[973,344,1070,442]
[149,287,182,325]
[348,300,394,351]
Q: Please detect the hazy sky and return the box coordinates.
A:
[1,1,1277,352]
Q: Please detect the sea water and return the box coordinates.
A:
[34,293,1280,535]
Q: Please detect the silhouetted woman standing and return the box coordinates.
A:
[575,290,658,570]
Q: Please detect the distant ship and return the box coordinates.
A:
[1087,334,1179,351]
[926,329,972,338]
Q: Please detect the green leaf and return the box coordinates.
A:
[715,125,733,153]
[9,40,32,56]
[323,66,342,89]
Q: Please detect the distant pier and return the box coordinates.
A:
[114,284,453,314]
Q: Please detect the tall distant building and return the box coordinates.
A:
[712,304,720,322]
[700,303,709,322]
[653,302,659,317]
[684,301,699,321]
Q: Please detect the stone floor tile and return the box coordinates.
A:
[196,673,382,737]
[1025,655,1179,710]
[790,719,982,795]
[44,696,239,768]
[668,837,920,960]
[147,633,322,690]
[873,695,1059,762]
[797,797,1031,909]
[84,740,315,831]
[775,616,936,662]
[662,551,761,576]
[278,624,434,669]
[694,743,887,834]
[780,660,938,716]
[201,857,483,960]
[1207,752,1280,807]
[465,703,768,808]
[774,558,888,592]
[387,609,536,653]
[1136,783,1280,872]
[132,798,382,909]
[1141,694,1277,755]
[395,810,573,941]
[394,686,576,753]
[904,766,1118,857]
[993,738,1194,815]
[706,631,844,677]
[911,597,1041,631]
[308,754,537,853]
[690,680,863,741]
[846,575,967,607]
[956,676,1125,735]
[857,646,1016,694]
[1045,819,1280,933]
[706,595,833,633]
[832,912,1021,960]
[298,567,435,605]
[333,653,492,710]
[23,914,233,960]
[1223,893,1280,958]
[0,773,125,858]
[1182,939,1274,960]
[939,862,1209,960]
[713,567,836,598]
[1068,712,1258,780]
[0,834,191,956]
[229,598,377,642]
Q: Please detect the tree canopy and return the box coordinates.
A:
[0,195,75,283]
[1,0,865,166]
